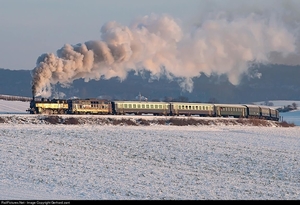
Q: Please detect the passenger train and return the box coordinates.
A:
[27,98,280,121]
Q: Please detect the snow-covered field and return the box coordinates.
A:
[0,99,300,200]
[0,100,29,114]
[1,124,300,200]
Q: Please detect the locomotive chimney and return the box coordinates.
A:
[32,89,35,101]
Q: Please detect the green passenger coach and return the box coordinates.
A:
[169,102,214,116]
[111,101,170,115]
[214,104,247,118]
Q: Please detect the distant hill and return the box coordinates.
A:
[0,68,32,97]
[1,64,300,103]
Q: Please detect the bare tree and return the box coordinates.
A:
[173,96,189,102]
[264,100,274,106]
[208,97,219,103]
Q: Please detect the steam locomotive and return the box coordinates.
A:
[27,97,280,121]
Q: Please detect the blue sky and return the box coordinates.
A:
[0,0,202,70]
[1,0,300,73]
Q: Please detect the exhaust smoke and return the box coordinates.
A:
[31,4,300,97]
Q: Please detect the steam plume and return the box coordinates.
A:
[31,6,300,97]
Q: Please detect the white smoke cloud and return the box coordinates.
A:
[31,2,300,97]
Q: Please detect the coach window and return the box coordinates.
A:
[159,105,162,109]
[146,105,149,109]
[155,105,158,109]
[137,104,140,108]
[124,104,127,108]
[129,104,132,108]
[133,104,136,108]
[151,105,154,109]
[142,104,145,108]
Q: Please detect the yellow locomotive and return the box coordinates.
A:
[28,98,68,114]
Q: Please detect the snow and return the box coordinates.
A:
[280,109,300,126]
[253,100,300,109]
[0,100,29,114]
[0,99,300,200]
[1,124,300,200]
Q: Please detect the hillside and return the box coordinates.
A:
[1,64,300,103]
